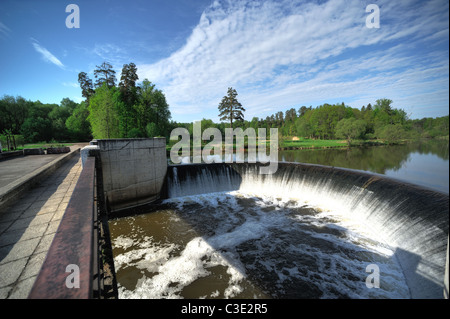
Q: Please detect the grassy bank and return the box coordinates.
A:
[279,138,388,149]
[165,136,392,152]
[1,142,74,152]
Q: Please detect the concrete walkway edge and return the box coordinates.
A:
[0,149,81,212]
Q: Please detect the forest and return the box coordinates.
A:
[0,61,448,151]
[171,98,449,147]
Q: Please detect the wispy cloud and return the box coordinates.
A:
[62,82,79,88]
[0,21,11,38]
[137,0,449,121]
[31,38,65,69]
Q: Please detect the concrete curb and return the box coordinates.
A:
[0,150,24,161]
[0,148,81,212]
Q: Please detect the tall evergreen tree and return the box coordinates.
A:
[119,62,139,105]
[218,87,245,127]
[78,72,95,104]
[94,61,116,88]
[118,63,139,137]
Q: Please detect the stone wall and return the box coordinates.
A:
[96,138,167,212]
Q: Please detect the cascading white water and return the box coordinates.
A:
[164,162,448,298]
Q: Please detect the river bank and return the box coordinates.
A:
[167,136,448,152]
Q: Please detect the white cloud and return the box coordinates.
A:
[31,39,65,69]
[137,0,449,121]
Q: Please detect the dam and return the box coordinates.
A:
[28,138,449,299]
[108,161,448,299]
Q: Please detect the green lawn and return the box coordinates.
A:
[165,137,386,152]
[280,138,347,148]
[1,142,74,152]
[280,138,389,148]
[23,143,73,149]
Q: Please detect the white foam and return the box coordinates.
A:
[113,191,410,299]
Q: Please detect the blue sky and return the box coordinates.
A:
[0,0,448,123]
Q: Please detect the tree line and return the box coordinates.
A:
[78,61,171,139]
[0,61,172,147]
[263,98,449,144]
[174,90,448,146]
[1,75,448,149]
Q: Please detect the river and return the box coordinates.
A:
[278,139,449,194]
[108,139,448,299]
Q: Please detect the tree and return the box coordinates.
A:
[21,117,53,142]
[0,95,29,134]
[295,109,314,138]
[49,103,72,140]
[88,84,120,138]
[298,106,308,117]
[374,98,393,115]
[335,118,367,146]
[94,61,116,88]
[117,64,139,137]
[20,101,54,142]
[119,62,139,107]
[377,124,407,144]
[78,72,95,103]
[66,102,91,141]
[134,79,155,135]
[218,87,245,127]
[134,79,171,138]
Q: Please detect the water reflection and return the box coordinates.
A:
[279,139,449,193]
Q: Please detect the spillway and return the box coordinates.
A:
[156,162,448,299]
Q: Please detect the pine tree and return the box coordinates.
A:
[77,72,94,104]
[118,63,139,137]
[94,61,116,88]
[119,62,139,105]
[218,87,245,128]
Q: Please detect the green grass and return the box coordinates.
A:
[280,138,347,148]
[1,142,74,152]
[165,137,389,152]
[280,138,389,148]
[23,142,73,149]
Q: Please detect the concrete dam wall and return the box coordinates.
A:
[95,138,167,212]
[163,162,449,299]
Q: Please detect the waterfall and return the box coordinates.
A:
[164,162,449,299]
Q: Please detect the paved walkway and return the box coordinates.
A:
[0,154,69,190]
[0,154,83,299]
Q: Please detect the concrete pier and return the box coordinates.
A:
[96,138,167,212]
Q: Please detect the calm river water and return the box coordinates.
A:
[278,139,449,194]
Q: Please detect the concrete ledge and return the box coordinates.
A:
[47,147,71,154]
[23,148,45,155]
[0,150,24,161]
[0,148,81,212]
